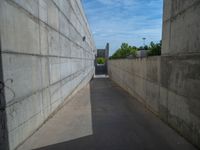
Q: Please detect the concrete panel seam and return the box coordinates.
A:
[73,0,95,47]
[164,0,200,23]
[14,69,94,150]
[160,52,200,57]
[2,51,94,61]
[51,0,92,49]
[7,67,94,133]
[5,0,39,24]
[4,0,94,55]
[69,0,94,46]
[74,0,93,40]
[109,61,159,84]
[6,65,93,107]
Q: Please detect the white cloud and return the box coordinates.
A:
[83,0,163,55]
[96,0,136,6]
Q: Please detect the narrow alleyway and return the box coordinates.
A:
[18,78,196,150]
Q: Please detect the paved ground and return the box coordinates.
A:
[18,78,197,150]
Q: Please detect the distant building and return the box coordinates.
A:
[95,43,109,75]
[97,43,109,58]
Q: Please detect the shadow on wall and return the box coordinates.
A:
[0,37,9,150]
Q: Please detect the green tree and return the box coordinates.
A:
[110,43,138,59]
[97,57,106,64]
[148,41,161,56]
[110,41,161,59]
[138,45,149,50]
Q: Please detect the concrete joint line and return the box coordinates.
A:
[165,0,200,23]
[5,0,94,55]
[51,0,91,48]
[14,70,93,150]
[6,66,92,107]
[1,50,94,61]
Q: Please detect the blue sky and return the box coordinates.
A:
[82,0,163,55]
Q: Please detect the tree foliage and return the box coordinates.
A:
[110,41,162,59]
[148,41,162,56]
[97,57,106,64]
[110,43,138,59]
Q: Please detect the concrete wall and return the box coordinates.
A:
[108,57,161,114]
[108,56,200,148]
[0,0,96,149]
[108,0,200,148]
[161,0,200,147]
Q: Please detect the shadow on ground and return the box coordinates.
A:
[35,78,196,150]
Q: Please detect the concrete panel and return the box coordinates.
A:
[59,12,70,38]
[162,1,200,55]
[17,83,93,150]
[8,111,44,150]
[47,1,59,31]
[170,4,200,54]
[49,82,62,107]
[53,0,71,19]
[39,0,48,23]
[48,29,60,56]
[163,0,172,22]
[146,57,160,83]
[145,80,160,113]
[59,35,71,57]
[161,21,171,55]
[12,0,39,17]
[2,54,42,104]
[0,1,40,54]
[133,75,146,103]
[6,91,43,132]
[41,87,51,119]
[61,79,72,103]
[40,57,50,88]
[171,0,199,17]
[39,22,48,55]
[49,57,61,84]
[131,58,146,79]
[6,90,45,150]
[60,58,71,80]
[159,86,168,121]
[161,1,200,147]
[161,55,200,100]
[168,91,191,124]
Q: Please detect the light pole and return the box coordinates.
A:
[142,38,146,47]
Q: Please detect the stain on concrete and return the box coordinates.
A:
[0,35,9,150]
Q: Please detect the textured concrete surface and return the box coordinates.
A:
[18,78,196,150]
[161,0,200,148]
[108,56,200,148]
[0,0,95,149]
[108,57,161,114]
[0,41,9,150]
[108,0,200,148]
[162,0,200,55]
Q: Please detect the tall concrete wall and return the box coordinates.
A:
[108,0,200,148]
[161,0,200,148]
[0,0,96,149]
